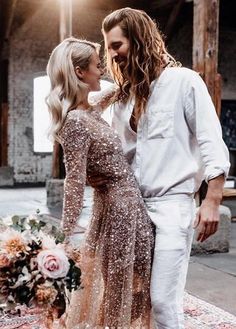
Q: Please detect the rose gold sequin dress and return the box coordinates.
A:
[58,108,154,329]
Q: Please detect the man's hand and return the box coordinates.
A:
[194,174,225,242]
[194,199,219,242]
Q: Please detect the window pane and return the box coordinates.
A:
[33,76,53,153]
[33,77,113,153]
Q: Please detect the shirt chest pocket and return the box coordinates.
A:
[148,105,174,139]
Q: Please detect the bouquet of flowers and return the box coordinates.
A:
[0,213,81,320]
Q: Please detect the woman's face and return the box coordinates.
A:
[80,51,104,92]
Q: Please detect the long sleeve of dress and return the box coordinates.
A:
[88,84,118,111]
[184,71,230,182]
[60,118,91,238]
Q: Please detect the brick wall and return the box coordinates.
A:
[8,0,109,183]
[8,1,58,183]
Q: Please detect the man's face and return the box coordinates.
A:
[104,25,130,70]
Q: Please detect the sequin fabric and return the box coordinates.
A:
[58,108,154,329]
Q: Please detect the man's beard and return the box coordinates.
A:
[111,58,130,82]
[113,57,127,70]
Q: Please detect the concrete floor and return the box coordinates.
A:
[187,213,236,316]
[0,186,236,316]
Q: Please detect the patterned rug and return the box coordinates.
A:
[1,292,236,328]
[184,292,236,328]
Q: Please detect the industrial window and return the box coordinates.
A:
[33,75,53,153]
[33,76,113,153]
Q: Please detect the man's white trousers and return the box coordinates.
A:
[145,195,195,329]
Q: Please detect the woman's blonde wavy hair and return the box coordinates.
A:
[102,8,181,124]
[46,37,100,141]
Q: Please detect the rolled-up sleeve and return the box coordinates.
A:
[184,71,230,182]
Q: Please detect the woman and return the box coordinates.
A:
[46,37,154,329]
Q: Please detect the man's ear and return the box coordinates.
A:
[75,66,84,79]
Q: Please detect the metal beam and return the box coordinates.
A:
[151,0,178,10]
[59,0,72,42]
[52,0,73,179]
[164,0,185,41]
[4,0,18,40]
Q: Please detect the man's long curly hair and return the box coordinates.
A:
[102,7,180,124]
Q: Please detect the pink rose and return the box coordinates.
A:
[0,253,11,268]
[37,249,70,279]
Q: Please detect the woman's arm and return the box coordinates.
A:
[61,120,90,240]
[89,84,118,111]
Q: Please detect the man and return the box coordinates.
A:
[91,7,230,329]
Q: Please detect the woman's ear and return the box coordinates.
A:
[75,66,84,79]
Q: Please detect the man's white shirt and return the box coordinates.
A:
[111,67,230,198]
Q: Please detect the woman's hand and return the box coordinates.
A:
[87,172,109,192]
[63,239,81,265]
